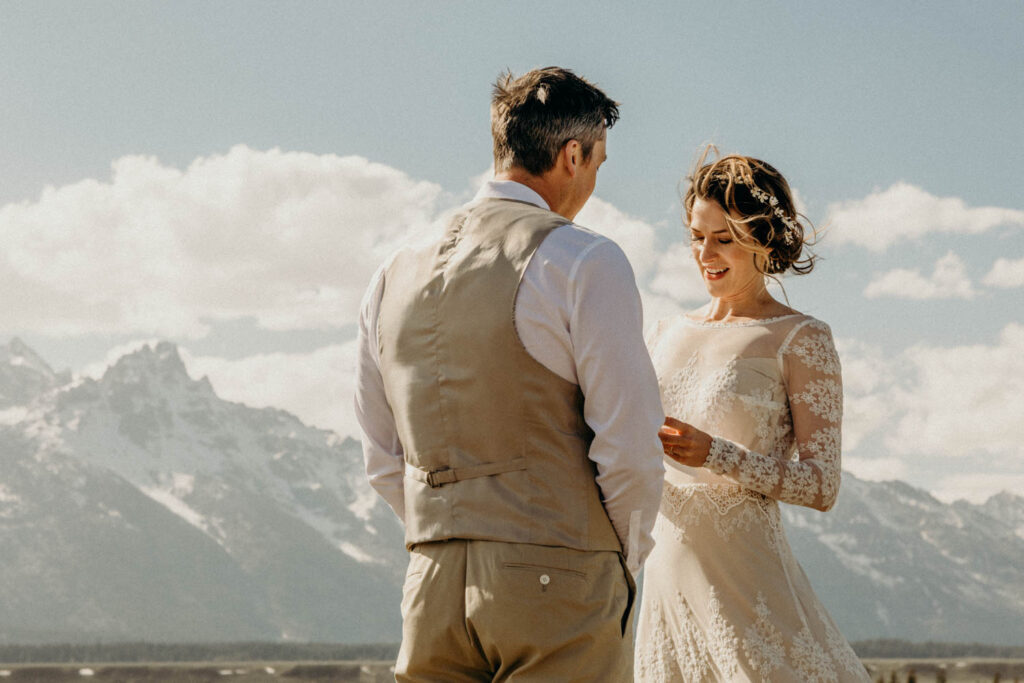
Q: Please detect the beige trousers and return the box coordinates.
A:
[395,539,636,682]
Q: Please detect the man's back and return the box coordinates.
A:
[353,67,664,681]
[378,197,624,552]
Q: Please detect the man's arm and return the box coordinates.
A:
[569,239,665,575]
[353,264,406,521]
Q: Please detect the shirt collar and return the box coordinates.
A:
[473,179,550,211]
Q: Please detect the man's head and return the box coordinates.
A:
[490,67,618,219]
[491,67,619,175]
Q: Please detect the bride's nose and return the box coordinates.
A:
[698,240,718,261]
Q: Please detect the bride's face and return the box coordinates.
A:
[688,198,765,300]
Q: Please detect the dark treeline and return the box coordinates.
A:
[0,642,400,664]
[852,639,1024,658]
[3,640,1024,664]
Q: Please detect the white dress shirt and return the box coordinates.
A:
[353,180,665,574]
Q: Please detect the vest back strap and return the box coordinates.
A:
[406,458,528,488]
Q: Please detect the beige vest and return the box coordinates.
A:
[378,198,622,553]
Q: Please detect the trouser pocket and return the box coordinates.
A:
[618,553,637,637]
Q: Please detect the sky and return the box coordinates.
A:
[1,1,1022,503]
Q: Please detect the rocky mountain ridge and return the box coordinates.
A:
[1,338,1021,644]
[0,339,403,643]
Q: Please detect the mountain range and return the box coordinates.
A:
[0,338,1021,645]
[0,339,403,643]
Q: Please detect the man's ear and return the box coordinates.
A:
[561,139,581,177]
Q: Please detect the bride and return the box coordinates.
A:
[635,148,870,682]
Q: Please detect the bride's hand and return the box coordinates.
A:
[659,416,712,468]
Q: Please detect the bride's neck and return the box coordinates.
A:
[702,288,782,322]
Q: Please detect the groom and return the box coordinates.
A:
[354,66,664,680]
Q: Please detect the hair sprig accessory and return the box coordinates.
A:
[736,179,799,244]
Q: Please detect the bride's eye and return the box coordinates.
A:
[689,234,704,242]
[718,238,733,245]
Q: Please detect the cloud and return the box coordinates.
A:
[0,148,688,342]
[863,251,975,300]
[887,323,1024,458]
[577,196,706,328]
[834,337,895,451]
[839,325,1024,501]
[930,473,1024,505]
[91,192,691,441]
[576,196,659,281]
[647,241,707,307]
[843,457,910,483]
[825,182,1024,252]
[182,342,361,439]
[0,146,445,337]
[983,256,1024,289]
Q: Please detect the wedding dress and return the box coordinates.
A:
[635,314,870,683]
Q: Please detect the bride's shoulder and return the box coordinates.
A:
[777,313,839,356]
[783,312,833,335]
[644,309,701,349]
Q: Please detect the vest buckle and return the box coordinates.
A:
[425,467,457,488]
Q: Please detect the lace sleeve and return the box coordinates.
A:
[702,320,843,511]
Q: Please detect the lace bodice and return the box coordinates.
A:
[649,313,843,511]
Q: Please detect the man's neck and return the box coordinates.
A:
[494,168,573,219]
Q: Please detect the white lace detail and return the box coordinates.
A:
[636,597,686,681]
[738,387,792,458]
[706,586,740,679]
[698,358,739,431]
[667,594,711,682]
[683,313,803,328]
[660,353,739,431]
[792,378,843,423]
[734,449,782,493]
[635,586,739,682]
[639,561,867,682]
[803,425,841,462]
[659,482,781,548]
[705,436,743,474]
[786,326,842,375]
[780,460,820,507]
[660,352,700,420]
[639,315,866,682]
[683,319,844,511]
[791,626,839,683]
[742,592,786,681]
[804,426,842,505]
[817,603,866,676]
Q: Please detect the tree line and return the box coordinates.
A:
[1,639,1023,664]
[0,642,400,664]
[853,639,1024,659]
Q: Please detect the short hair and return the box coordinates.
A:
[683,145,816,276]
[491,67,619,175]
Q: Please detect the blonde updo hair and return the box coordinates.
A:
[683,145,816,276]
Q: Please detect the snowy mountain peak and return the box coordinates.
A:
[0,338,406,643]
[2,337,54,371]
[985,490,1024,508]
[101,341,194,387]
[979,491,1024,538]
[1,337,57,379]
[0,337,64,408]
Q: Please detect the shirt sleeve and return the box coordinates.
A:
[353,262,406,521]
[569,239,666,575]
[701,320,843,512]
